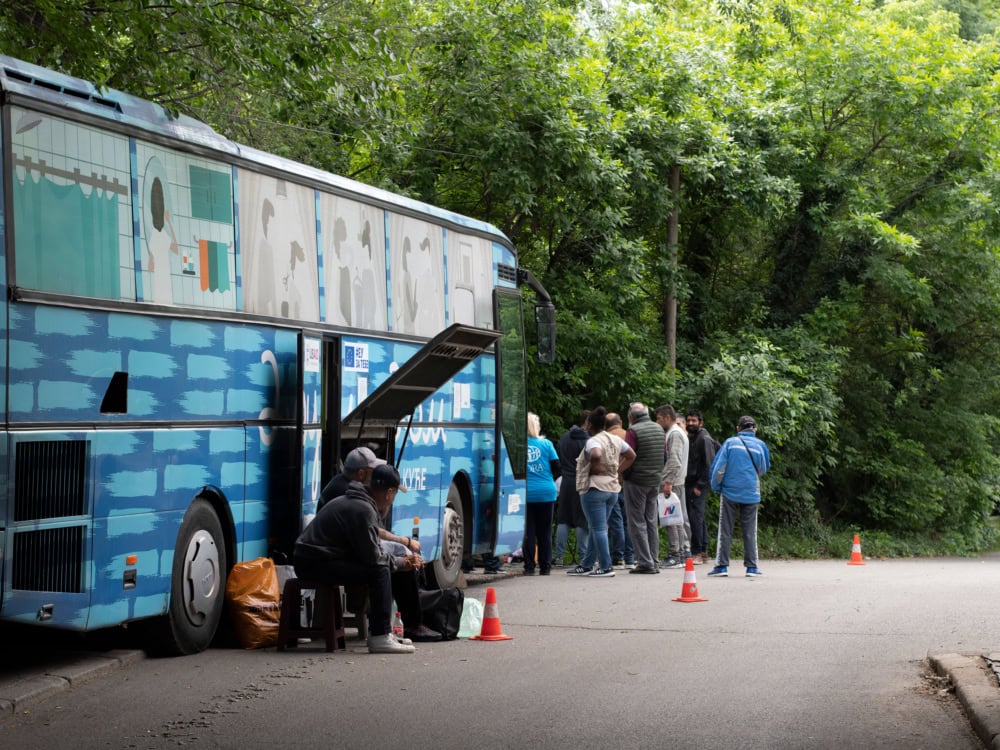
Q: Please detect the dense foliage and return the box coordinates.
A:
[3,0,999,548]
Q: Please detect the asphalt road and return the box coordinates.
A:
[2,556,999,749]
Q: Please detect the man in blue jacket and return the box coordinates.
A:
[707,416,771,578]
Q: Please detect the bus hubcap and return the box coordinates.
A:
[183,530,220,626]
[441,507,462,567]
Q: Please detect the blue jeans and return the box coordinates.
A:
[607,491,634,564]
[580,489,617,572]
[554,523,588,563]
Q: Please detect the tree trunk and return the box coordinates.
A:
[666,164,680,371]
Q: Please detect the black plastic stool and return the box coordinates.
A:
[277,579,346,652]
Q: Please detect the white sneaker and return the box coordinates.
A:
[368,633,415,654]
[393,633,413,646]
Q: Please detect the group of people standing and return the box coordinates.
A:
[289,403,772,657]
[521,404,771,579]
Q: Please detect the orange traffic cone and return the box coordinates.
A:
[470,586,513,641]
[847,534,865,566]
[672,557,708,603]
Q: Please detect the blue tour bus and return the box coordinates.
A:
[0,57,555,654]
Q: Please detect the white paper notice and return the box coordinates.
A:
[452,382,471,418]
[507,493,521,514]
[304,339,320,373]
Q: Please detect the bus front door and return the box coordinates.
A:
[297,333,327,533]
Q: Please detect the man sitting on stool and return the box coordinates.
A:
[317,447,442,642]
[294,464,420,654]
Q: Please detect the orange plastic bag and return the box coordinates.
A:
[225,557,282,649]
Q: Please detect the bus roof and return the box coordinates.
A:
[0,56,512,246]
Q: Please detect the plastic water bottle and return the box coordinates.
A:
[392,607,404,637]
[412,517,420,545]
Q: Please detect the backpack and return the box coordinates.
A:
[575,446,591,493]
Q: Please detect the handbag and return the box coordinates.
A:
[657,492,684,527]
[418,587,465,640]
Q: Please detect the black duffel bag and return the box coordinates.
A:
[417,587,464,640]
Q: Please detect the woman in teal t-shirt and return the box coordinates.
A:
[524,411,559,575]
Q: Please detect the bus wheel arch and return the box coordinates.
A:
[426,473,472,590]
[148,493,232,655]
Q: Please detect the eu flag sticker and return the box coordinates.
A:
[344,343,369,372]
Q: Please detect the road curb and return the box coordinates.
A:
[928,652,1000,749]
[0,650,145,715]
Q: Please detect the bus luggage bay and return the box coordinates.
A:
[0,57,555,654]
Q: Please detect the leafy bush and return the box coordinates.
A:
[679,322,844,529]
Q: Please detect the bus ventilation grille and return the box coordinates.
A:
[431,343,483,361]
[12,526,85,593]
[4,68,123,112]
[15,440,88,521]
[497,264,517,284]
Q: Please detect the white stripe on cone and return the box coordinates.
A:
[483,602,499,619]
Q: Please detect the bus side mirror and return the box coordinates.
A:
[535,304,556,364]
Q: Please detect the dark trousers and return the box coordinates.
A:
[391,569,423,631]
[294,557,392,636]
[688,483,709,555]
[522,501,556,571]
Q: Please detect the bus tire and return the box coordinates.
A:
[426,484,464,589]
[149,499,227,655]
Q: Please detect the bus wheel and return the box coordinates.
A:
[426,484,464,589]
[150,499,227,655]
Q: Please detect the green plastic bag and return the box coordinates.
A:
[457,596,484,639]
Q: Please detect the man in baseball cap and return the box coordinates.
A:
[707,414,771,579]
[295,461,422,654]
[317,446,386,512]
[344,446,386,472]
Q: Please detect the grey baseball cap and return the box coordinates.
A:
[343,447,386,471]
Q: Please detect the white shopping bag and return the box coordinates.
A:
[657,492,684,527]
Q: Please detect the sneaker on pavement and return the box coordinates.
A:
[613,559,625,569]
[551,558,565,568]
[707,565,728,577]
[405,625,443,642]
[587,567,615,578]
[628,565,658,575]
[745,567,763,577]
[368,633,416,654]
[660,556,683,569]
[566,565,592,576]
[392,633,413,645]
